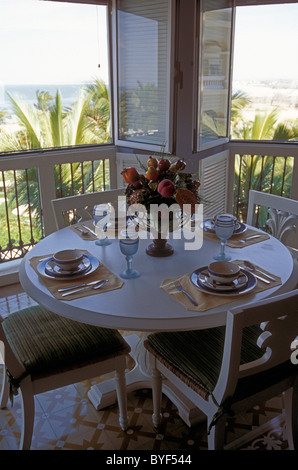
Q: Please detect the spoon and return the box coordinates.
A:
[243,260,276,281]
[61,279,108,297]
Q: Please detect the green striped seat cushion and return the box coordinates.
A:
[3,305,130,382]
[144,325,267,400]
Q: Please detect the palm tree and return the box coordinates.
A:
[0,81,112,251]
[233,108,298,223]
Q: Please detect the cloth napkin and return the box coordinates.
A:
[202,226,270,248]
[160,259,281,312]
[70,221,97,240]
[70,219,121,241]
[30,250,124,301]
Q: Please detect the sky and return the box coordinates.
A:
[0,0,109,85]
[233,3,298,81]
[1,1,298,85]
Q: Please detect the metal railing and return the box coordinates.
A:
[229,141,298,226]
[0,146,117,263]
[0,141,297,265]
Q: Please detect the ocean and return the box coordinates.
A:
[0,83,89,112]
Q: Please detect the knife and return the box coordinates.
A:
[58,280,104,292]
[61,279,107,297]
[81,224,97,237]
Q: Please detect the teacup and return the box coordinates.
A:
[53,249,84,271]
[208,261,240,284]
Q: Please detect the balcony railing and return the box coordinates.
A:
[0,146,118,263]
[229,141,298,228]
[0,141,297,269]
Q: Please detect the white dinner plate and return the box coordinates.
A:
[190,266,257,296]
[37,254,100,281]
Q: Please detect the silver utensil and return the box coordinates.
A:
[237,263,270,284]
[174,281,198,306]
[239,234,262,243]
[58,279,105,293]
[61,279,108,297]
[243,260,276,282]
[81,224,97,237]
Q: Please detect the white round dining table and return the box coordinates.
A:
[19,224,294,426]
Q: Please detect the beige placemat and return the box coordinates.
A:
[203,227,270,248]
[160,259,281,312]
[30,250,124,301]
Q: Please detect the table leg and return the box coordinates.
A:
[87,334,204,427]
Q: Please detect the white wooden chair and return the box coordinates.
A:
[247,190,298,291]
[51,188,124,230]
[0,304,131,450]
[144,289,298,450]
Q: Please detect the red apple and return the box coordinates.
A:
[158,158,171,171]
[157,179,176,198]
[175,160,186,171]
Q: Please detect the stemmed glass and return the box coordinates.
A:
[93,203,112,246]
[213,213,236,261]
[119,228,140,279]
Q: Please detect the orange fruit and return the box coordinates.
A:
[145,166,159,181]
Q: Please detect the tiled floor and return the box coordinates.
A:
[0,284,290,450]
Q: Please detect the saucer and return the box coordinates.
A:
[45,256,91,277]
[190,266,257,296]
[200,219,247,235]
[38,254,100,281]
[198,270,248,291]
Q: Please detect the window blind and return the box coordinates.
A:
[116,0,170,148]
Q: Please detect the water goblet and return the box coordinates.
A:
[213,213,236,261]
[119,229,140,279]
[93,203,112,246]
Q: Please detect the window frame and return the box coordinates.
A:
[194,0,236,152]
[0,0,115,158]
[112,0,176,154]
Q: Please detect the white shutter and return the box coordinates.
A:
[199,150,231,217]
[114,0,173,151]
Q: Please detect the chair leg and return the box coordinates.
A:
[152,366,163,428]
[115,362,128,431]
[285,379,298,450]
[283,388,295,450]
[207,415,226,450]
[19,376,35,450]
[0,366,9,409]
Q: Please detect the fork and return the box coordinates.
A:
[174,281,198,306]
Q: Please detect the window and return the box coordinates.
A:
[0,0,111,152]
[115,0,173,151]
[196,0,233,150]
[231,2,298,141]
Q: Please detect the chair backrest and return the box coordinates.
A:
[51,189,124,230]
[247,190,298,252]
[213,289,298,405]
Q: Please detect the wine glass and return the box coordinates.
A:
[119,228,140,279]
[93,203,112,246]
[213,213,236,261]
